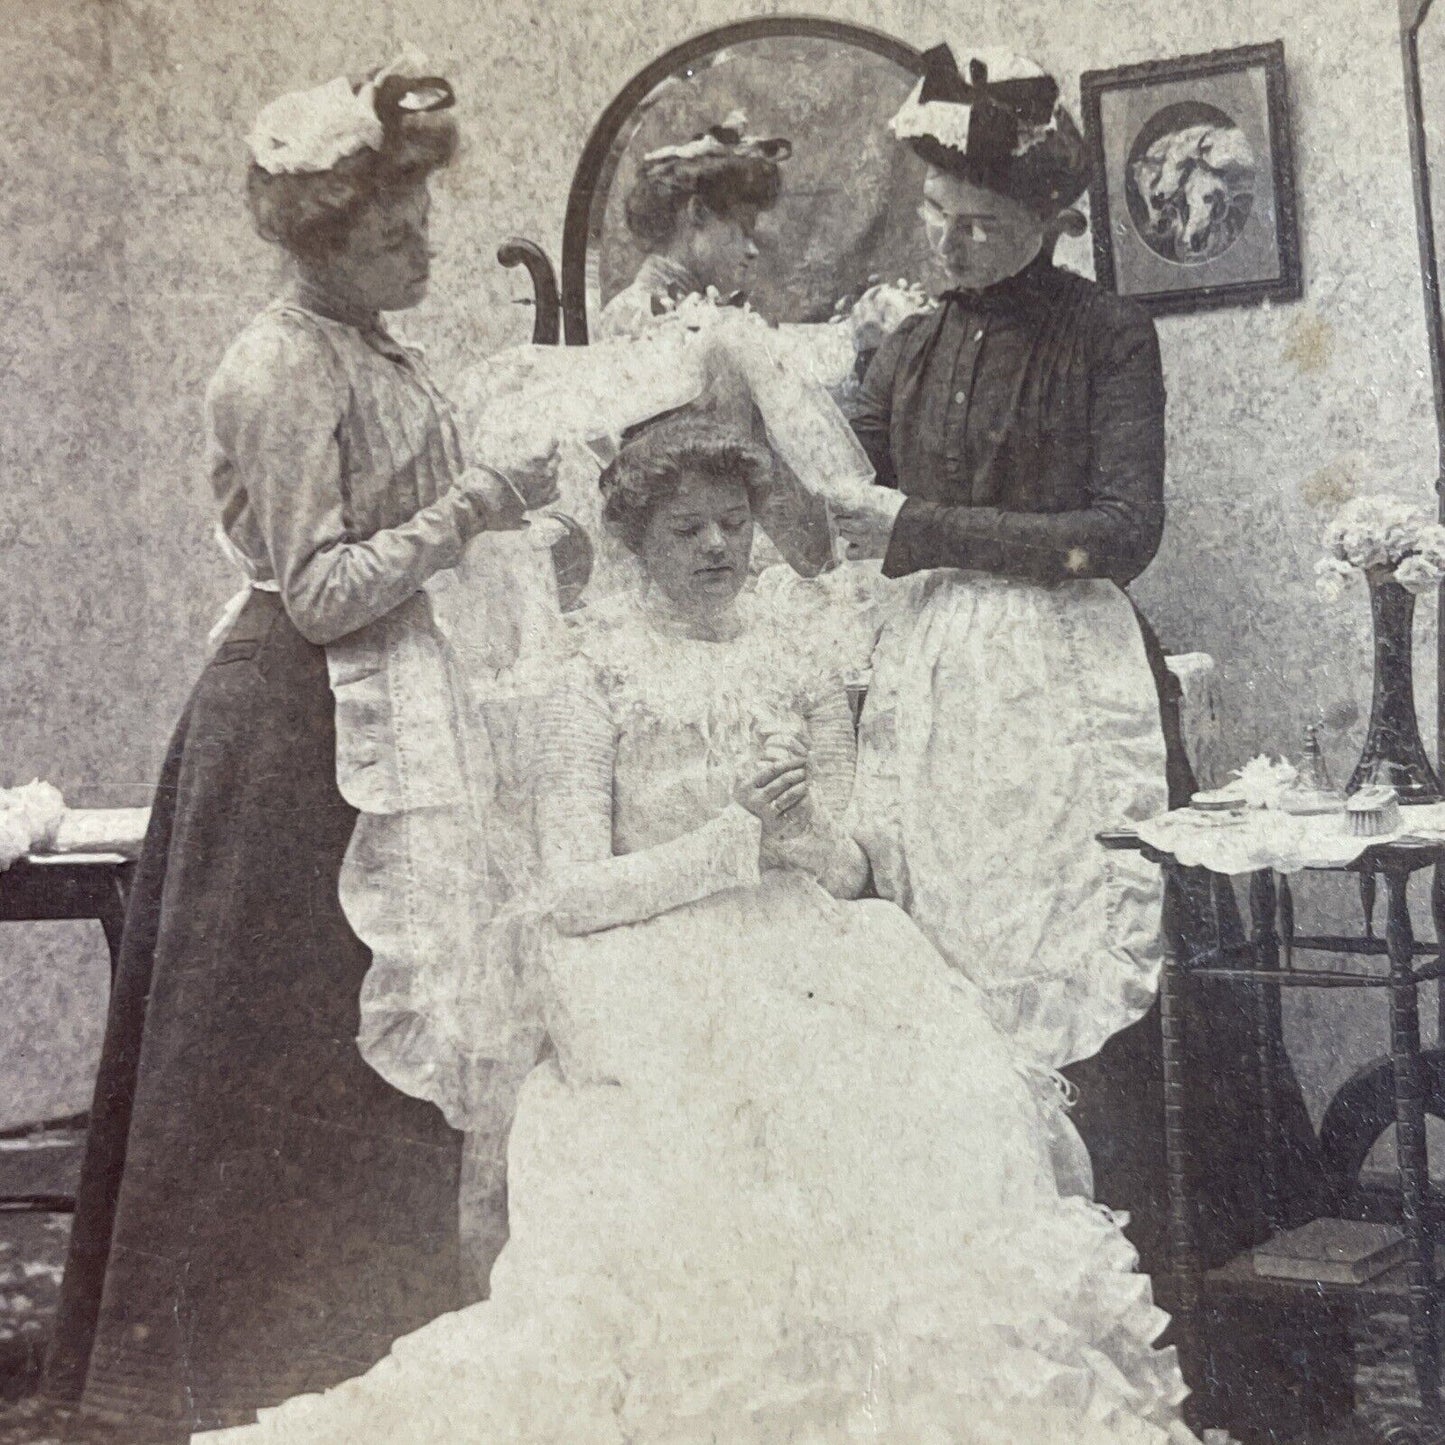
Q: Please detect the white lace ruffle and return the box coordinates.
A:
[1136,799,1445,875]
[854,570,1169,1071]
[328,534,573,1127]
[568,589,834,759]
[196,874,1193,1445]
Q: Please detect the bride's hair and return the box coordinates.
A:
[599,415,773,554]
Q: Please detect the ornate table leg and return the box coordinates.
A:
[1250,868,1283,1234]
[1160,865,1201,1398]
[1385,863,1441,1417]
[1433,862,1445,1046]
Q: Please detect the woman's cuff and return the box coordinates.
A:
[717,803,765,890]
[761,805,865,896]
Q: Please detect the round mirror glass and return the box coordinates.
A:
[585,32,931,329]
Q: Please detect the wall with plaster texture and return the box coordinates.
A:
[0,0,1437,1126]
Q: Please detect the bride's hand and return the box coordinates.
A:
[734,753,812,840]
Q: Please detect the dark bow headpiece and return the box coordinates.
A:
[890,44,1091,214]
[916,44,1059,163]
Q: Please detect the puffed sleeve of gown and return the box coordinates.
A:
[206,314,489,645]
[759,678,871,900]
[533,663,764,936]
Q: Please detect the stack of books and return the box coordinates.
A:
[1252,1219,1409,1286]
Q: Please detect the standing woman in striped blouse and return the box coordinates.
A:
[45,52,551,1439]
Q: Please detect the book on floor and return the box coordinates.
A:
[1251,1219,1409,1285]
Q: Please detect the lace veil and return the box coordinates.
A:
[341,305,881,1134]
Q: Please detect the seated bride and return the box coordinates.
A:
[201,412,1196,1445]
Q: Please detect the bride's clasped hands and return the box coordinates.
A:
[735,733,810,838]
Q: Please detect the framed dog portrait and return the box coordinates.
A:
[1080,41,1301,314]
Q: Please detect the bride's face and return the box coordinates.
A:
[640,474,753,614]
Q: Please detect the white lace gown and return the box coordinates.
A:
[199,592,1193,1445]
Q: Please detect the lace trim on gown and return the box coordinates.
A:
[196,593,1195,1445]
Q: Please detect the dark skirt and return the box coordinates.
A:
[1064,613,1332,1269]
[1062,610,1352,1437]
[44,592,464,1436]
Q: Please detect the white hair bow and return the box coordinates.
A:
[246,45,433,175]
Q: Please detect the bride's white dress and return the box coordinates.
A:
[201,590,1191,1445]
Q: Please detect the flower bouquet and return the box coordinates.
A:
[828,276,937,355]
[0,780,65,872]
[1315,495,1445,599]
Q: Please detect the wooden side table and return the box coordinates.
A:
[0,816,147,1214]
[0,855,134,981]
[1101,830,1445,1436]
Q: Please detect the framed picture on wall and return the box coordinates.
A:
[1080,41,1301,314]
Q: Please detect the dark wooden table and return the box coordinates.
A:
[0,853,136,1213]
[1101,829,1445,1433]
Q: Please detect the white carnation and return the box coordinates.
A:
[1314,556,1355,602]
[1231,755,1299,810]
[8,780,65,847]
[1395,554,1444,594]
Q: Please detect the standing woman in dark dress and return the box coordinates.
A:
[837,45,1347,1432]
[45,52,549,1438]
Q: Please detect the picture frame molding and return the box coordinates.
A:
[1079,39,1302,316]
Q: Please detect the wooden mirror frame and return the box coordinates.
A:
[497,16,924,347]
[1402,0,1445,757]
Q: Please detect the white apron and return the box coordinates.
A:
[852,569,1169,1072]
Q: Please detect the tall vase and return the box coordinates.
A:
[1347,569,1443,802]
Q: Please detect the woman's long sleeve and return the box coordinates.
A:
[760,681,870,900]
[848,324,908,492]
[207,320,486,645]
[534,670,763,935]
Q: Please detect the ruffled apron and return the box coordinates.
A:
[852,569,1169,1073]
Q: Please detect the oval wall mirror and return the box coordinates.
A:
[559,19,929,342]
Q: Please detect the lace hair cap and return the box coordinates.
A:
[890,44,1090,215]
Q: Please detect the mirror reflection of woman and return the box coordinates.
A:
[593,115,833,579]
[597,113,788,337]
[835,44,1342,1415]
[44,55,555,1438]
[198,413,1196,1445]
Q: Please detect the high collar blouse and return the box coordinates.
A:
[850,258,1167,587]
[596,254,705,339]
[205,286,476,645]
